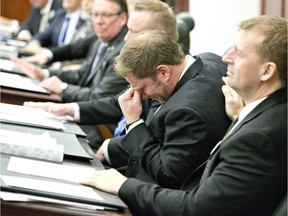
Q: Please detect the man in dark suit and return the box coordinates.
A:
[20,0,84,55]
[80,15,287,216]
[18,0,95,72]
[20,0,186,152]
[93,30,231,188]
[15,0,129,149]
[13,0,129,103]
[17,0,63,41]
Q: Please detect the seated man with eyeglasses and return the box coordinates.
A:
[12,0,129,149]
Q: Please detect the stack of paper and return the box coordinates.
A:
[0,129,64,162]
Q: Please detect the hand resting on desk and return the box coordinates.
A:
[10,56,45,80]
[21,50,50,65]
[80,168,127,195]
[24,101,75,117]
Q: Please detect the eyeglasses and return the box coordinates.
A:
[91,11,122,20]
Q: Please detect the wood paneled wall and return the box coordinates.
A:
[1,0,31,24]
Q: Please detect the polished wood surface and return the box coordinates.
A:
[1,87,61,105]
[1,0,31,23]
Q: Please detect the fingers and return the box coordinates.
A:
[96,145,105,162]
[222,76,228,85]
[23,101,52,111]
[79,169,127,195]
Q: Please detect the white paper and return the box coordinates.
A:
[0,72,49,93]
[0,103,65,130]
[7,156,95,183]
[0,102,57,119]
[0,59,15,71]
[1,175,104,201]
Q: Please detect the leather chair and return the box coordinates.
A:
[272,194,287,216]
[176,12,195,50]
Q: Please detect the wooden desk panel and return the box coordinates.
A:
[1,87,61,105]
[1,201,131,216]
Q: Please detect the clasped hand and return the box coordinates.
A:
[118,87,143,124]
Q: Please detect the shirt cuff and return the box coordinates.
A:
[72,102,80,122]
[43,49,54,61]
[42,69,50,79]
[125,119,144,134]
[102,139,111,165]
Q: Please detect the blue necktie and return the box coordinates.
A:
[59,16,70,45]
[114,115,126,137]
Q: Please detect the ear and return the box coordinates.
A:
[156,65,170,82]
[260,62,277,82]
[120,12,128,25]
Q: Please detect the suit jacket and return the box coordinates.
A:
[118,87,287,216]
[50,26,128,103]
[109,53,231,189]
[48,33,97,63]
[20,0,63,36]
[32,8,86,47]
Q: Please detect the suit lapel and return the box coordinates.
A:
[173,55,203,94]
[198,87,287,183]
[84,26,127,86]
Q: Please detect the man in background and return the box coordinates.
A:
[17,0,63,41]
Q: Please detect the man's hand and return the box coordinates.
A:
[24,101,75,117]
[80,169,127,195]
[10,56,45,80]
[39,76,65,94]
[118,87,142,124]
[222,76,244,120]
[21,43,45,55]
[96,144,106,162]
[16,30,32,41]
[22,51,49,65]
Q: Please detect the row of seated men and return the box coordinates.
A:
[11,0,195,150]
[5,0,287,215]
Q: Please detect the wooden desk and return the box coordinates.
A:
[1,87,61,105]
[1,137,131,216]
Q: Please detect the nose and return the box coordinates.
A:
[222,47,234,64]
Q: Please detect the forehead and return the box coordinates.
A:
[235,29,264,53]
[93,0,120,11]
[128,11,152,31]
[126,73,152,89]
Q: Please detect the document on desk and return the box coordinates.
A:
[0,191,117,211]
[0,103,65,130]
[0,175,104,201]
[7,156,95,183]
[0,71,50,94]
[0,58,24,75]
[1,155,127,209]
[0,130,64,162]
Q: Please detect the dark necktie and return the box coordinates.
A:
[223,118,238,139]
[86,42,108,82]
[59,16,70,46]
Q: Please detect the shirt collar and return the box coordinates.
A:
[40,0,53,15]
[178,55,195,81]
[238,97,268,123]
